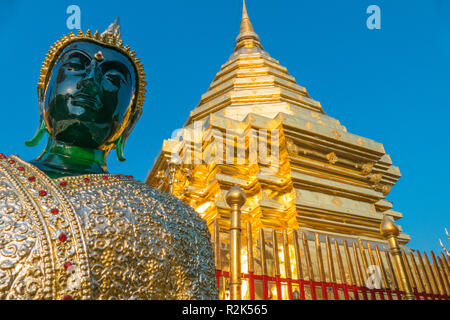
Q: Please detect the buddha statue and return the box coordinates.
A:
[0,19,218,300]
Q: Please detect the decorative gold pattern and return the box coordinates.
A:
[0,162,48,299]
[375,184,392,196]
[326,152,338,165]
[361,162,374,175]
[0,155,217,300]
[369,173,383,184]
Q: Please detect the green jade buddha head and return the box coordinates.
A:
[26,18,146,178]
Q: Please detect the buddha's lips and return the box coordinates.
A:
[53,119,112,146]
[70,93,102,110]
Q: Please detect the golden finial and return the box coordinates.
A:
[235,0,263,51]
[226,185,246,208]
[380,215,400,237]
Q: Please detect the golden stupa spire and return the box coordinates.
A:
[235,0,263,51]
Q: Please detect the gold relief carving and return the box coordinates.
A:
[326,152,338,165]
[285,138,299,155]
[331,130,341,139]
[362,162,374,175]
[375,184,392,196]
[0,167,48,299]
[0,155,218,300]
[331,196,343,207]
[262,189,275,200]
[156,170,165,179]
[311,112,320,119]
[368,173,383,184]
[0,156,93,300]
[306,122,313,130]
[357,137,365,146]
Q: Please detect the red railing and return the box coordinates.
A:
[216,270,450,300]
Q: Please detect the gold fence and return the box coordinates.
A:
[213,186,450,300]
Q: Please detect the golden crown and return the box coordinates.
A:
[37,18,147,111]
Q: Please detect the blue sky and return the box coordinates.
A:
[0,0,449,252]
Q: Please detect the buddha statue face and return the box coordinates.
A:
[43,41,137,149]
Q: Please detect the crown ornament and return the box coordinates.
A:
[37,17,146,111]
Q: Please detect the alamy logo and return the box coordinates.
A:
[366,5,381,30]
[366,265,382,289]
[66,5,81,30]
[169,121,280,168]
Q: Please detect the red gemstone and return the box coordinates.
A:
[28,176,36,182]
[60,181,67,187]
[94,52,103,61]
[63,295,73,300]
[50,208,59,215]
[0,155,5,159]
[116,175,121,179]
[18,167,24,171]
[103,176,109,181]
[63,261,72,270]
[8,160,15,164]
[39,190,47,197]
[58,233,67,242]
[84,178,90,183]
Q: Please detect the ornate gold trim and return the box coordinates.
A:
[0,159,56,299]
[1,155,93,299]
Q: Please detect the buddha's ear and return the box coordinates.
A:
[115,134,126,162]
[115,108,143,162]
[25,88,48,147]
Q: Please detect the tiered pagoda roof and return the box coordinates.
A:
[146,1,409,245]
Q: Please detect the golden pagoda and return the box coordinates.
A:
[147,1,407,245]
[147,2,450,300]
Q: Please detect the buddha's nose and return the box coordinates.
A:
[77,63,101,95]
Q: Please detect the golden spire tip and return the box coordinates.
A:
[234,0,262,51]
[239,0,254,35]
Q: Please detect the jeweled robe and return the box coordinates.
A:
[0,155,218,299]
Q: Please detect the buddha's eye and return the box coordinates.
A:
[63,61,84,72]
[105,72,125,87]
